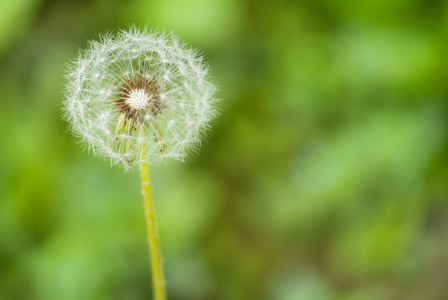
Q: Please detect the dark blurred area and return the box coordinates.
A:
[1,0,447,299]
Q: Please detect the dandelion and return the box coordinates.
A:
[63,26,217,300]
[64,27,217,169]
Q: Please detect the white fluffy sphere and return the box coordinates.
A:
[63,27,217,170]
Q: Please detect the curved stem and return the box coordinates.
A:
[139,160,167,300]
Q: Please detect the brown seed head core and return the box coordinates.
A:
[113,73,166,123]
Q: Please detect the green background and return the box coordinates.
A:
[1,0,447,299]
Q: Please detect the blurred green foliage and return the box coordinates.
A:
[1,0,447,299]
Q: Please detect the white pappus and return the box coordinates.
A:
[63,26,218,170]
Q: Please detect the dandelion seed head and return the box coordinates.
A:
[63,26,218,170]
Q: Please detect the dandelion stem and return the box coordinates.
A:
[139,158,167,300]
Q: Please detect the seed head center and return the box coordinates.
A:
[126,89,150,110]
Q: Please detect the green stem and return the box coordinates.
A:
[139,160,167,300]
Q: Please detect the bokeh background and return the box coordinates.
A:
[1,0,448,299]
